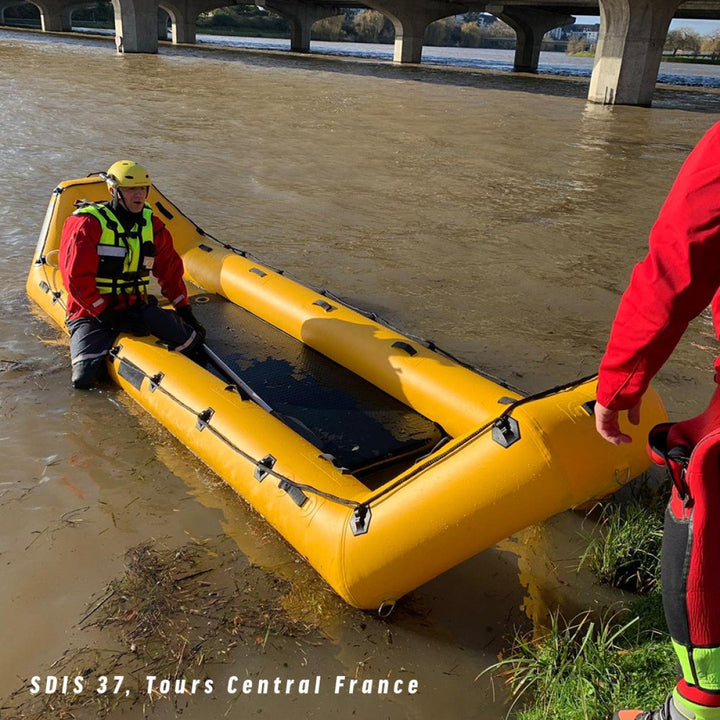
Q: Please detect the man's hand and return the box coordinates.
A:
[176,304,206,342]
[97,308,117,329]
[595,401,641,445]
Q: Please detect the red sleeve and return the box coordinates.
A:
[151,216,189,308]
[58,214,108,317]
[597,122,720,410]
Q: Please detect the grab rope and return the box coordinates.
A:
[360,372,597,508]
[193,226,523,394]
[33,194,599,524]
[111,347,596,517]
[110,350,359,510]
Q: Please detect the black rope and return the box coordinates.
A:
[34,190,599,522]
[39,256,68,313]
[360,373,598,507]
[196,228,523,394]
[112,354,359,510]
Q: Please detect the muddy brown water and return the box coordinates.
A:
[3,27,720,720]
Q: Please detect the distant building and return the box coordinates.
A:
[548,22,600,42]
[478,13,498,27]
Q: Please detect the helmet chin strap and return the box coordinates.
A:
[113,187,130,212]
[110,187,143,223]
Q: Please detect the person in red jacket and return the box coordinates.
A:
[597,122,720,720]
[59,160,205,389]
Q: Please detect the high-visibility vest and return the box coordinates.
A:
[74,202,155,295]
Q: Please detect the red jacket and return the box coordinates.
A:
[597,121,720,411]
[59,210,189,321]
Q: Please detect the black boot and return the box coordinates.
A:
[71,359,104,390]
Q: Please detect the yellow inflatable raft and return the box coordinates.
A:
[27,176,666,611]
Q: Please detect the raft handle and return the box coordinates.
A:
[40,249,60,268]
[255,454,276,482]
[155,201,174,220]
[278,478,308,507]
[582,400,596,416]
[313,299,337,313]
[378,600,396,618]
[149,372,164,393]
[391,341,417,357]
[350,504,372,536]
[492,416,521,448]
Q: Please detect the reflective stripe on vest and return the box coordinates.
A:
[73,202,154,295]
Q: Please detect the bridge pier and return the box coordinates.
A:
[589,0,682,105]
[161,5,195,44]
[365,0,470,63]
[112,0,159,53]
[260,0,343,53]
[491,5,575,73]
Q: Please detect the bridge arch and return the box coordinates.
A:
[1,3,28,26]
[1,0,116,32]
[158,1,193,43]
[0,1,64,31]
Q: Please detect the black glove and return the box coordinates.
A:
[97,308,118,330]
[176,304,206,342]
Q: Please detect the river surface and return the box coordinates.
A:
[2,27,720,720]
[198,33,720,88]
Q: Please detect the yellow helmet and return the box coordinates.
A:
[104,160,151,189]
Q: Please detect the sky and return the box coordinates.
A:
[574,15,720,34]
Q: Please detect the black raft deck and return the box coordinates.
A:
[192,293,444,484]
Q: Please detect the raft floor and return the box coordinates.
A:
[192,293,443,478]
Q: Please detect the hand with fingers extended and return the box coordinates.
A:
[595,400,641,445]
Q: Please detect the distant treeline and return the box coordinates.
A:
[664,26,720,60]
[567,25,720,61]
[198,7,520,48]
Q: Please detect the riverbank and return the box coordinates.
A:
[488,476,675,719]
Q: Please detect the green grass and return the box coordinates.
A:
[485,480,676,719]
[662,55,720,65]
[579,493,665,595]
[485,603,676,720]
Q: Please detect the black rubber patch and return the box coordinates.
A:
[117,357,145,391]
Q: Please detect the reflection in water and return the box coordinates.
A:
[2,28,720,717]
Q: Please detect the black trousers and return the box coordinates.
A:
[67,303,199,388]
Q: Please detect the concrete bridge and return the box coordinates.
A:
[2,0,720,105]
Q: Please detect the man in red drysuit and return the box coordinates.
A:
[597,121,720,720]
[59,160,205,389]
